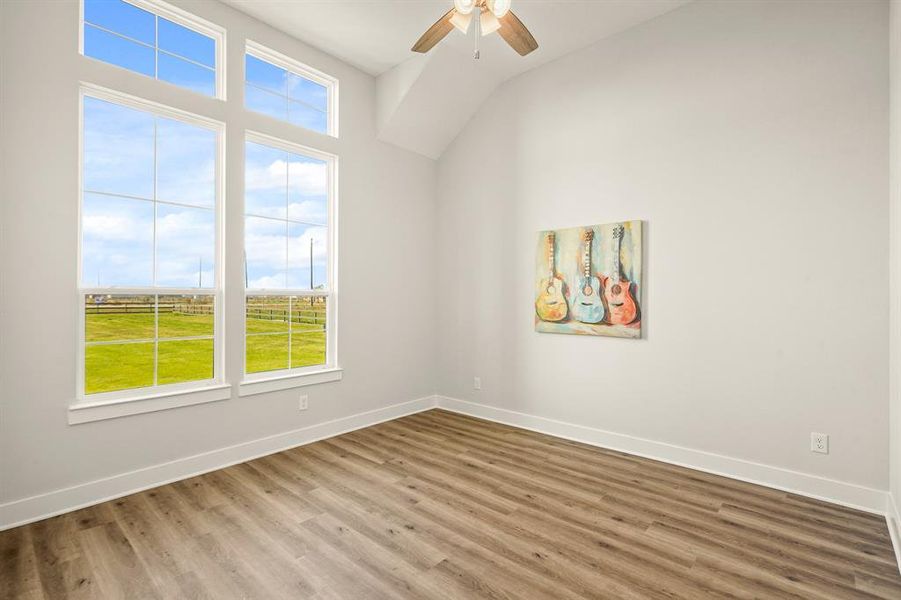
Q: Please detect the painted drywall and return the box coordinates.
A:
[436,0,890,490]
[0,0,437,507]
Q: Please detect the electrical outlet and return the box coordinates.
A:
[473,377,481,390]
[811,432,828,454]
[298,395,308,411]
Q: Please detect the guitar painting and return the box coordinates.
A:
[535,231,569,322]
[571,229,605,324]
[535,221,641,338]
[602,225,639,326]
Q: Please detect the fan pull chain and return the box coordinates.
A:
[474,8,480,59]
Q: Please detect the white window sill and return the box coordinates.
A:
[68,383,232,425]
[239,367,343,397]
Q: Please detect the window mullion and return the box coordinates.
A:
[154,15,159,79]
[153,294,159,386]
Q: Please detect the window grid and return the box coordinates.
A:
[84,294,215,393]
[244,40,338,137]
[76,2,342,404]
[244,80,327,119]
[79,84,225,400]
[83,21,217,78]
[244,296,327,374]
[80,0,225,99]
[244,132,336,379]
[82,115,216,289]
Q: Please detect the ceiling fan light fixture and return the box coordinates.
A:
[449,10,472,33]
[453,0,476,15]
[488,0,511,18]
[479,9,501,36]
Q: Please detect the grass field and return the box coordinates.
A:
[85,308,326,395]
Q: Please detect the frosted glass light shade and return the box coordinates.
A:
[480,10,501,36]
[488,0,511,18]
[453,0,476,15]
[450,11,472,33]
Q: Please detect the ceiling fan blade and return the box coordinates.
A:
[497,10,538,56]
[412,8,456,53]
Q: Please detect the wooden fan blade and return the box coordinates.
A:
[497,10,538,56]
[412,8,455,53]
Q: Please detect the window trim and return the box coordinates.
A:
[74,83,227,413]
[242,130,339,385]
[245,40,339,137]
[79,0,228,100]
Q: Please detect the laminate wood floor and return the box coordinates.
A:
[2,409,900,599]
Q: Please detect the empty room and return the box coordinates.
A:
[3,0,901,597]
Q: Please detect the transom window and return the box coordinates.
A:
[244,133,336,376]
[245,41,338,136]
[81,0,224,98]
[79,87,223,398]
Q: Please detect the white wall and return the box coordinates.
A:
[437,0,889,491]
[0,0,437,511]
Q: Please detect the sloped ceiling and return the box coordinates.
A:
[223,0,690,158]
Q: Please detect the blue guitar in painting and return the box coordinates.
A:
[571,229,605,324]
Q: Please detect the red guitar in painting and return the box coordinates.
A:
[602,225,639,325]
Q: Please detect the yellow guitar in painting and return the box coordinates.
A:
[535,231,569,322]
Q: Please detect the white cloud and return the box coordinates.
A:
[246,159,327,197]
[83,214,151,242]
[249,274,286,289]
[287,199,327,224]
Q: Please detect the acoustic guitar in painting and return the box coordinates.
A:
[571,229,605,324]
[602,225,639,325]
[535,232,568,322]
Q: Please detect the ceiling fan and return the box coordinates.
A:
[412,0,538,58]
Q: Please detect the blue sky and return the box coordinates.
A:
[83,0,216,97]
[244,142,328,290]
[82,0,331,292]
[82,97,217,288]
[245,55,328,134]
[82,102,329,291]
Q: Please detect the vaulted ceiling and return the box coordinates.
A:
[223,0,690,158]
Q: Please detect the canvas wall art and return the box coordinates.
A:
[535,220,642,338]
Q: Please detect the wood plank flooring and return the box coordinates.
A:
[2,409,900,599]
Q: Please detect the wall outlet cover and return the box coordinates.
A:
[810,432,828,454]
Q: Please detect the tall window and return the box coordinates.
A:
[244,133,335,377]
[80,87,222,397]
[245,41,337,136]
[81,0,225,98]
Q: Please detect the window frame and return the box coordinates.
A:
[242,130,338,386]
[244,40,339,137]
[79,0,227,100]
[74,83,227,408]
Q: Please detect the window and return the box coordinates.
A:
[245,41,338,136]
[244,133,336,378]
[81,0,225,98]
[79,86,223,399]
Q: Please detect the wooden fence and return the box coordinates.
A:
[85,303,213,315]
[86,302,325,326]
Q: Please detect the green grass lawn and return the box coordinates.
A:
[85,311,326,394]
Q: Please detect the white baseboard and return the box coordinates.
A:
[0,395,439,531]
[435,396,890,516]
[888,493,901,575]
